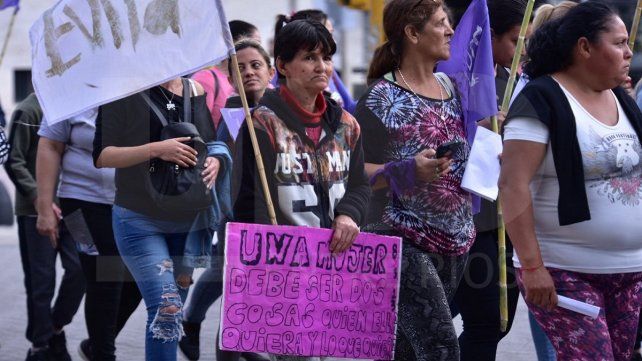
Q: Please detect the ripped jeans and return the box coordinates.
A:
[112,205,194,361]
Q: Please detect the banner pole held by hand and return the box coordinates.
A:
[494,0,536,333]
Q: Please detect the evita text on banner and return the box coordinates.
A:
[30,0,234,124]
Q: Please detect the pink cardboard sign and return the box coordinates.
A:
[220,222,402,360]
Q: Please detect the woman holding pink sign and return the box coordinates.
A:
[232,18,371,361]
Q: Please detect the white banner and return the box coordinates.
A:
[30,0,234,123]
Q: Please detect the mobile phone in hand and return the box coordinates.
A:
[436,140,464,158]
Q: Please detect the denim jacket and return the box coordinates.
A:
[183,141,233,268]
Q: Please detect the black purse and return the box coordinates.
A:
[140,78,212,212]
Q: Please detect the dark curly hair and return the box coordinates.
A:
[525,1,618,79]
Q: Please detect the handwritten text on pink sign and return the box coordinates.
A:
[220,223,402,360]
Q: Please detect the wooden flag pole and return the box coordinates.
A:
[493,0,536,333]
[499,0,535,114]
[0,7,18,69]
[629,0,642,51]
[230,53,277,225]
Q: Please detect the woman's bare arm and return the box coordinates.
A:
[500,139,557,310]
[96,137,197,169]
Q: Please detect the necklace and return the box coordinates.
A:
[397,68,448,121]
[159,86,176,111]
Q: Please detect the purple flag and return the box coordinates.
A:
[437,0,496,214]
[437,0,496,145]
[0,0,19,11]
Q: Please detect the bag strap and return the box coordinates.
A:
[435,72,455,98]
[209,70,220,102]
[182,78,192,124]
[188,78,199,95]
[140,91,169,127]
[141,79,194,127]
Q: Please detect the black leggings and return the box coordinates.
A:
[452,230,520,361]
[60,198,142,361]
[394,241,467,361]
[633,312,642,350]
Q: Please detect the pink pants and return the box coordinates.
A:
[517,268,642,361]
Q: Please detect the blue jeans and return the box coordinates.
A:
[112,206,194,361]
[184,238,247,361]
[529,311,556,361]
[184,245,223,324]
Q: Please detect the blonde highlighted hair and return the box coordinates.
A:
[532,1,577,32]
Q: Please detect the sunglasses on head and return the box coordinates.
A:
[411,0,439,14]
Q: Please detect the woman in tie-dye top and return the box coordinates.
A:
[354,1,475,360]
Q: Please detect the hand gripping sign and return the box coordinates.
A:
[220,223,402,360]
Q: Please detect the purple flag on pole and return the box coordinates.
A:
[437,0,496,214]
[437,0,496,145]
[0,0,19,11]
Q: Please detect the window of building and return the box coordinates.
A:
[14,69,33,103]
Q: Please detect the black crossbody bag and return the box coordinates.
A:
[140,78,212,212]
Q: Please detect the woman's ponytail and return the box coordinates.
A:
[367,41,399,85]
[524,20,565,78]
[274,14,290,44]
